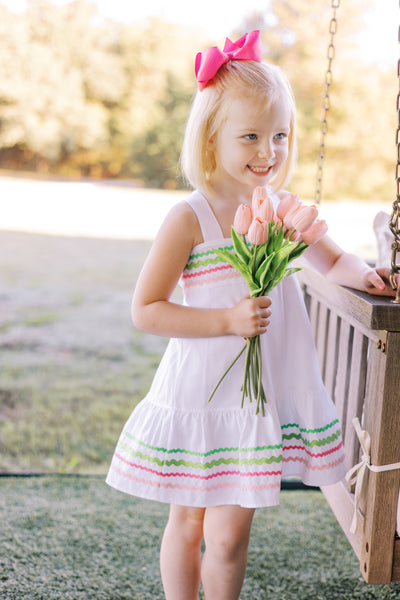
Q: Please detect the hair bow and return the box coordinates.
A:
[195,30,262,91]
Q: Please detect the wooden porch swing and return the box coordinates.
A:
[297,0,400,584]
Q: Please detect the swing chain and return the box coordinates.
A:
[389,25,400,302]
[314,0,340,206]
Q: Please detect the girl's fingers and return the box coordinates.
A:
[366,270,386,291]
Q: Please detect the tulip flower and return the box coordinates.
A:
[301,219,328,245]
[291,205,318,233]
[276,193,300,221]
[252,187,275,222]
[283,204,304,231]
[233,204,252,235]
[290,230,302,242]
[248,217,269,245]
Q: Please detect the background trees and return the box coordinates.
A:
[0,0,396,200]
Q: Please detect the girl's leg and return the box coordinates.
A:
[160,504,205,600]
[201,505,255,600]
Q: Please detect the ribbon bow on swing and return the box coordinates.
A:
[195,30,263,91]
[346,418,400,534]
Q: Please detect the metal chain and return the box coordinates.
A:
[389,12,400,303]
[314,0,340,206]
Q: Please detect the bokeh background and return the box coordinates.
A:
[0,0,397,198]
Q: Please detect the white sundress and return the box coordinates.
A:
[106,190,348,508]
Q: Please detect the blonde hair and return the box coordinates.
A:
[180,60,297,195]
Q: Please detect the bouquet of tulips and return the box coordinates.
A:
[208,186,328,416]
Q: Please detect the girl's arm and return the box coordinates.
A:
[304,234,396,296]
[131,202,271,338]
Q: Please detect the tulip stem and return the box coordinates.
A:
[250,244,257,278]
[208,342,247,403]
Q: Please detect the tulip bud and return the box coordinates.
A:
[252,187,275,222]
[276,193,300,221]
[291,205,318,233]
[283,204,303,230]
[301,219,328,245]
[233,204,252,235]
[248,217,269,245]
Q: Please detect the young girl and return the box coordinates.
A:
[106,30,396,600]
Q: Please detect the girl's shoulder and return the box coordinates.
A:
[160,194,204,248]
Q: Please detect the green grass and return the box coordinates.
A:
[0,231,169,473]
[1,477,400,600]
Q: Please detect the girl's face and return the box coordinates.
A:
[208,93,291,200]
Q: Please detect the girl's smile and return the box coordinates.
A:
[247,164,274,176]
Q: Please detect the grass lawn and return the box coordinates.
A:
[0,231,169,473]
[1,476,400,599]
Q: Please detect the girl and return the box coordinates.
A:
[107,31,395,600]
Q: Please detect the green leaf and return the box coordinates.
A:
[288,241,309,262]
[214,248,255,289]
[256,253,275,289]
[231,228,252,263]
[255,244,267,270]
[282,266,302,278]
[273,224,285,252]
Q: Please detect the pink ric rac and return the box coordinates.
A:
[252,187,275,222]
[276,193,300,221]
[291,205,318,233]
[234,204,253,235]
[248,217,269,245]
[301,219,328,245]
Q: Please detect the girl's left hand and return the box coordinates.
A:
[365,267,400,297]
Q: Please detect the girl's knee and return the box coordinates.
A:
[203,506,255,562]
[206,530,250,563]
[167,505,205,546]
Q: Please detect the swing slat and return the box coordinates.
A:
[298,267,400,584]
[333,320,353,433]
[343,330,368,466]
[323,312,340,399]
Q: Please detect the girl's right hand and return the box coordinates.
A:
[228,296,272,338]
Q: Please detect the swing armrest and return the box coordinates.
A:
[297,266,400,333]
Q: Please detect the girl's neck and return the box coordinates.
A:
[202,188,251,239]
[205,180,252,207]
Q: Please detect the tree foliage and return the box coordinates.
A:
[0,0,397,200]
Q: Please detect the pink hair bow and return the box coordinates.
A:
[195,30,262,91]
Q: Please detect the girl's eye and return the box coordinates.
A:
[274,132,288,140]
[244,133,258,140]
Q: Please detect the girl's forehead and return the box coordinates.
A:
[224,93,291,124]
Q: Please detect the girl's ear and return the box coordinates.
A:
[207,137,215,149]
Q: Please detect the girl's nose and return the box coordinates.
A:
[258,144,275,160]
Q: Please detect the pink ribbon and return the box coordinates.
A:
[195,30,262,91]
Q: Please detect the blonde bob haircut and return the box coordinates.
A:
[181,60,297,196]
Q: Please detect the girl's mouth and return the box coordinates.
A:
[248,165,273,176]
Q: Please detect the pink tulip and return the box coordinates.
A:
[248,217,269,245]
[233,204,252,235]
[291,205,318,233]
[301,219,328,245]
[252,187,275,222]
[276,193,300,221]
[283,204,303,230]
[289,230,302,242]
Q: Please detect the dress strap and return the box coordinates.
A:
[185,191,223,241]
